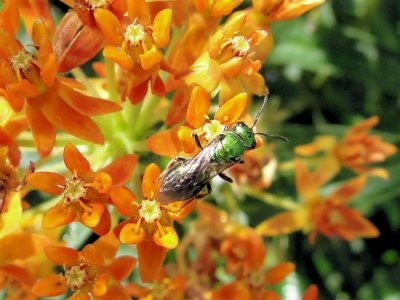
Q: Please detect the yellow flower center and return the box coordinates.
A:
[202,120,226,141]
[328,209,344,225]
[10,51,32,71]
[139,200,162,223]
[63,177,87,202]
[124,22,146,46]
[229,36,250,56]
[85,0,108,8]
[64,265,89,291]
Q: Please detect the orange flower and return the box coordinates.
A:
[0,147,19,212]
[0,264,37,300]
[0,16,121,157]
[165,11,268,124]
[26,144,138,235]
[53,0,126,72]
[93,2,172,103]
[147,86,249,157]
[295,116,398,180]
[211,261,296,300]
[229,142,277,189]
[111,163,195,282]
[31,234,136,300]
[252,0,326,23]
[125,274,186,300]
[256,159,379,242]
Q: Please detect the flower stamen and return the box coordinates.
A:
[229,36,250,56]
[85,0,109,9]
[124,21,147,46]
[139,199,162,223]
[201,120,226,141]
[64,264,90,291]
[10,51,33,71]
[63,177,87,202]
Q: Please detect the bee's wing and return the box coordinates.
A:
[158,138,224,197]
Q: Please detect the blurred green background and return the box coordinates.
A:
[260,0,400,299]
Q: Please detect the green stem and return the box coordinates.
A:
[244,187,299,210]
[125,101,143,140]
[105,58,118,102]
[71,68,100,97]
[133,95,160,139]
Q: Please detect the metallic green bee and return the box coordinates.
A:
[157,94,288,204]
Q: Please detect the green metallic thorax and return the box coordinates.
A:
[212,132,245,164]
[211,122,256,164]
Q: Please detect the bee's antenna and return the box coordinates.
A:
[251,94,269,129]
[255,132,289,142]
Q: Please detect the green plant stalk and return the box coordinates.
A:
[244,187,299,210]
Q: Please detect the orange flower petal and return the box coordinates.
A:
[92,273,108,297]
[119,223,145,244]
[31,274,67,297]
[177,126,196,154]
[127,79,149,104]
[295,159,320,203]
[67,291,91,300]
[63,143,91,175]
[101,283,131,300]
[94,8,124,46]
[302,284,319,300]
[153,226,179,249]
[220,56,243,77]
[43,205,77,229]
[186,86,210,128]
[211,0,242,17]
[40,93,104,144]
[104,46,134,69]
[139,44,162,70]
[0,265,35,288]
[100,154,138,185]
[109,256,137,280]
[110,186,138,217]
[81,202,105,228]
[0,233,41,262]
[142,163,161,199]
[146,128,181,158]
[92,232,120,260]
[81,244,104,266]
[55,81,121,116]
[44,246,79,265]
[212,281,251,300]
[269,0,326,22]
[90,208,111,236]
[0,0,19,36]
[165,88,191,126]
[54,11,105,73]
[169,200,197,220]
[214,93,248,126]
[152,9,172,48]
[329,176,366,206]
[26,172,65,195]
[20,0,55,37]
[256,210,307,236]
[25,102,56,157]
[137,241,167,283]
[265,262,296,285]
[6,79,40,97]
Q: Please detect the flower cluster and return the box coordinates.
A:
[0,0,396,299]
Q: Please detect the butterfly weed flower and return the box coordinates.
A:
[295,116,398,181]
[93,2,172,103]
[0,15,121,157]
[147,86,250,157]
[25,144,137,235]
[111,163,195,282]
[31,233,136,300]
[256,159,379,243]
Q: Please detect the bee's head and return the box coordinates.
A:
[232,122,256,150]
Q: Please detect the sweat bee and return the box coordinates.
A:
[157,94,288,205]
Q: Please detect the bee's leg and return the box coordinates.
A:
[193,183,212,199]
[164,156,187,170]
[218,172,233,183]
[192,132,204,150]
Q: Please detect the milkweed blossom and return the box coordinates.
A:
[0,0,396,299]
